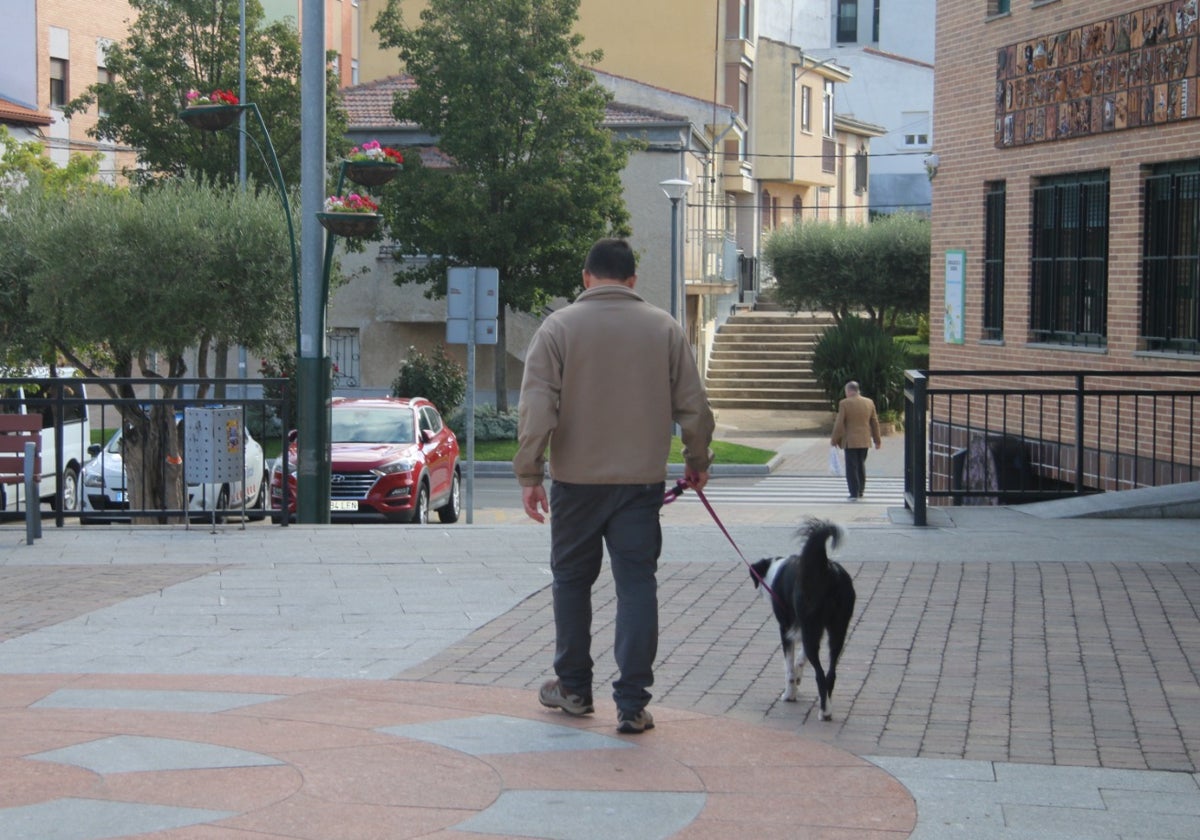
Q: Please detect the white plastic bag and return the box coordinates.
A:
[828,445,843,476]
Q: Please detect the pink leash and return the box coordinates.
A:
[664,479,781,605]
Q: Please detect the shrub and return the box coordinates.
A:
[893,334,930,371]
[447,404,519,441]
[810,316,908,415]
[391,345,466,415]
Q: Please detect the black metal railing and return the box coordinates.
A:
[904,369,1200,525]
[1,377,289,528]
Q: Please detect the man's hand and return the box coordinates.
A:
[522,484,550,523]
[684,467,709,493]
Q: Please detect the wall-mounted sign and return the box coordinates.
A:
[996,1,1199,147]
[944,250,966,345]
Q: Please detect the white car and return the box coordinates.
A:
[79,419,267,522]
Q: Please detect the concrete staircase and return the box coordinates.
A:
[704,306,834,411]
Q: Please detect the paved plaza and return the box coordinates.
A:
[1,412,1198,839]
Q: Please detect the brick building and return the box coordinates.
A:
[927,0,1198,496]
[21,0,137,179]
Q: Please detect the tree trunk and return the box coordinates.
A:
[494,309,508,412]
[119,359,187,524]
[214,339,229,400]
[195,337,211,400]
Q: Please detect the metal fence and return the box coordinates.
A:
[904,369,1200,525]
[0,376,289,528]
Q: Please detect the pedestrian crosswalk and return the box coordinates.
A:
[697,475,906,506]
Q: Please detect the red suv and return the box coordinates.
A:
[271,397,460,523]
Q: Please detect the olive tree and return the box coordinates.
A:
[11,178,293,519]
[763,212,930,329]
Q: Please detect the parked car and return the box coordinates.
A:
[0,368,90,513]
[270,396,461,524]
[79,417,267,522]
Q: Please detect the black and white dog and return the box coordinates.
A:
[749,518,856,720]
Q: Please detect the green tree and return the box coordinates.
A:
[0,126,102,195]
[373,0,632,410]
[63,0,350,187]
[763,213,930,329]
[5,178,294,518]
[0,128,108,368]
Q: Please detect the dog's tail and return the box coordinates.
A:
[796,517,842,558]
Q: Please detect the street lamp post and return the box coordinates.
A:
[180,101,301,369]
[181,99,314,521]
[659,178,691,335]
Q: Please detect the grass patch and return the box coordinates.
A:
[468,437,775,465]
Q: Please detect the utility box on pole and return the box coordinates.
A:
[183,407,245,486]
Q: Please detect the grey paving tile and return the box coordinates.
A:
[454,789,706,840]
[32,688,285,713]
[381,714,632,756]
[30,734,283,774]
[0,798,235,840]
[1001,802,1200,840]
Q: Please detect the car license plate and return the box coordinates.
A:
[330,500,359,511]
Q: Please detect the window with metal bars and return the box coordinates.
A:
[983,182,1006,340]
[1142,161,1200,354]
[1029,171,1109,346]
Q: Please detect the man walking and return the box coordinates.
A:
[830,380,882,501]
[514,238,715,734]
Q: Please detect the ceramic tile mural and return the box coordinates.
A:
[995,0,1198,147]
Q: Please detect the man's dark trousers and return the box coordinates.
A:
[844,447,868,498]
[548,481,664,714]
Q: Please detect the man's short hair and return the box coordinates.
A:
[845,381,860,394]
[585,238,636,281]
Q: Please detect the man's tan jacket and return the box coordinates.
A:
[831,394,882,450]
[513,284,714,486]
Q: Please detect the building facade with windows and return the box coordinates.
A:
[929,0,1198,492]
[765,0,936,217]
[350,0,883,396]
[0,0,137,180]
[262,0,361,87]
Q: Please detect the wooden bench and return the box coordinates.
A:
[0,414,43,544]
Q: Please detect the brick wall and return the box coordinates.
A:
[930,0,1199,377]
[926,0,1200,491]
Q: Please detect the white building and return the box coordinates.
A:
[761,0,936,216]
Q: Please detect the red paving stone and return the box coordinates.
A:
[0,674,916,839]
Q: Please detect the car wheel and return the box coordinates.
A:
[436,469,461,523]
[53,466,79,512]
[409,482,430,524]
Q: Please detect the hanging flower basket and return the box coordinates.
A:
[316,211,383,238]
[343,160,402,187]
[180,104,240,132]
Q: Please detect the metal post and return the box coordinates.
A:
[238,0,246,187]
[465,270,476,525]
[297,0,330,523]
[668,197,680,326]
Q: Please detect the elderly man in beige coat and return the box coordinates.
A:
[830,380,881,501]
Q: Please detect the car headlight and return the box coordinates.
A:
[372,458,417,476]
[83,470,105,489]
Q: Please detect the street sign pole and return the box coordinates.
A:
[447,268,499,526]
